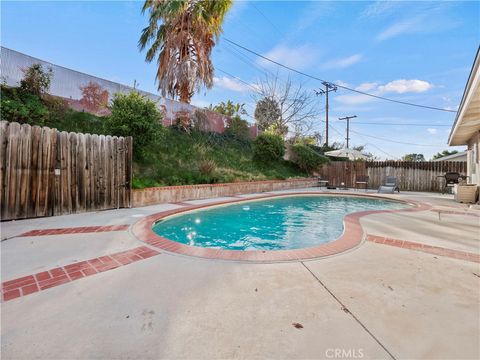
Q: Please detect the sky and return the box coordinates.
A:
[1,0,479,159]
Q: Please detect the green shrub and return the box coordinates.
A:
[106,91,163,158]
[0,86,50,125]
[253,133,285,162]
[291,143,329,173]
[225,116,250,141]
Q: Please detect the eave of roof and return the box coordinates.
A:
[432,151,467,161]
[448,46,480,146]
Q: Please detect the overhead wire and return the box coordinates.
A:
[223,37,457,113]
[337,121,451,127]
[349,129,445,147]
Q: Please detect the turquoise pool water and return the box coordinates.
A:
[152,195,408,251]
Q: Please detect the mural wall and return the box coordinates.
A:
[1,47,257,136]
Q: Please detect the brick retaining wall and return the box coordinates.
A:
[132,178,317,207]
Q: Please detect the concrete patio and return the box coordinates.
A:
[1,189,479,359]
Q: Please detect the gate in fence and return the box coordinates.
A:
[0,121,132,220]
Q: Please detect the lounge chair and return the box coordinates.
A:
[355,175,369,191]
[378,176,400,194]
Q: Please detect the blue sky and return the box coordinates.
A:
[2,1,479,159]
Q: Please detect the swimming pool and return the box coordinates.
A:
[152,195,409,251]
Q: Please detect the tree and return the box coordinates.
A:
[253,74,319,138]
[254,97,282,132]
[402,153,425,161]
[209,100,247,118]
[139,0,233,103]
[106,92,163,158]
[432,150,459,160]
[79,82,109,112]
[20,63,53,97]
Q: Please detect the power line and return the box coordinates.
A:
[215,69,444,150]
[349,129,444,147]
[251,3,285,37]
[222,42,277,79]
[326,120,398,159]
[339,121,451,127]
[216,67,262,94]
[223,38,457,113]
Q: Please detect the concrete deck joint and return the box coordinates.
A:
[300,261,397,360]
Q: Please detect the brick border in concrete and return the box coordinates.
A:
[1,246,159,302]
[20,225,130,237]
[367,234,480,263]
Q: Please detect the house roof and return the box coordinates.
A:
[432,151,467,162]
[448,47,480,146]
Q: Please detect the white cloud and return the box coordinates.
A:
[334,80,350,87]
[375,2,461,42]
[376,16,425,41]
[361,1,397,18]
[335,79,433,106]
[355,82,378,92]
[259,44,319,70]
[427,128,438,135]
[213,76,257,93]
[322,54,363,70]
[295,1,334,32]
[378,79,433,94]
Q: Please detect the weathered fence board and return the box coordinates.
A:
[318,161,467,192]
[0,121,132,221]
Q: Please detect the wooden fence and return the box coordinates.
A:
[0,121,132,221]
[317,161,467,192]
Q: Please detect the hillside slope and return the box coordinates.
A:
[133,128,307,188]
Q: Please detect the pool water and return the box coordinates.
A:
[152,196,408,251]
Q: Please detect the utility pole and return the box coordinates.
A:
[338,115,357,148]
[315,81,337,147]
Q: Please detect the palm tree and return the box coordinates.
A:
[139,0,232,103]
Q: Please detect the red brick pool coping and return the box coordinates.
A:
[132,192,432,263]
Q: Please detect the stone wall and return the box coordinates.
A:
[132,178,317,207]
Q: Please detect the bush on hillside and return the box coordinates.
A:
[253,133,285,162]
[106,92,162,158]
[291,143,329,173]
[1,86,50,125]
[225,116,250,141]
